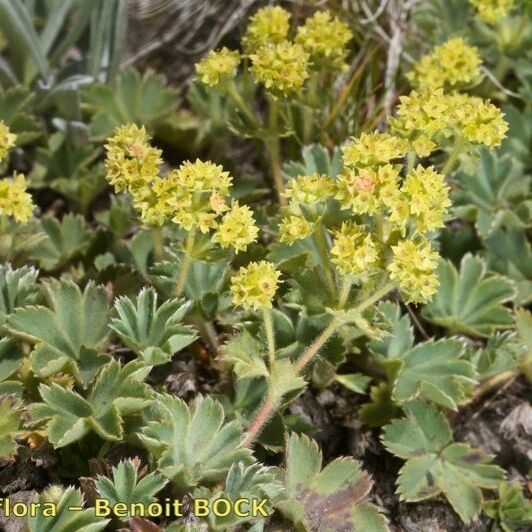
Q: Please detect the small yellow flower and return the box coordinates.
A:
[404,165,451,232]
[283,173,336,205]
[0,173,34,223]
[195,47,240,88]
[133,159,233,231]
[104,124,162,193]
[386,165,451,235]
[249,41,310,97]
[173,159,232,195]
[231,261,281,310]
[469,0,516,24]
[330,222,380,276]
[0,121,16,162]
[389,89,508,149]
[278,214,314,244]
[387,239,440,303]
[411,135,437,158]
[342,132,406,167]
[242,6,291,52]
[406,37,481,90]
[295,10,353,68]
[336,164,400,215]
[213,201,259,252]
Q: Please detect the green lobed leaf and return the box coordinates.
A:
[484,481,532,531]
[221,330,269,380]
[0,397,22,458]
[0,263,40,327]
[94,459,168,523]
[382,401,505,523]
[389,338,477,410]
[82,68,179,139]
[5,279,110,385]
[28,214,93,271]
[139,394,252,488]
[422,254,516,337]
[109,287,196,365]
[27,485,109,532]
[453,148,530,238]
[29,360,152,448]
[191,462,284,530]
[278,432,389,531]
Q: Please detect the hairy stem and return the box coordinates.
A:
[263,307,276,366]
[441,142,463,176]
[265,98,286,204]
[243,394,276,447]
[302,73,318,145]
[227,82,261,128]
[151,227,164,262]
[314,223,338,300]
[244,281,396,445]
[173,231,195,298]
[338,276,352,309]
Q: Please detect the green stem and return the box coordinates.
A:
[265,98,286,204]
[441,143,463,176]
[227,82,261,128]
[303,73,319,145]
[195,318,220,355]
[151,227,164,262]
[243,393,276,447]
[173,231,195,298]
[314,223,337,300]
[294,318,340,373]
[338,277,352,309]
[244,281,397,446]
[263,307,276,366]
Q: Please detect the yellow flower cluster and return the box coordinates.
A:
[278,214,314,244]
[0,173,34,223]
[242,6,291,52]
[0,121,16,162]
[135,159,232,231]
[250,42,310,97]
[104,124,162,193]
[406,37,481,90]
[277,173,336,244]
[230,261,281,310]
[329,128,447,297]
[213,201,259,251]
[469,0,516,23]
[195,47,240,88]
[295,10,353,69]
[387,239,440,303]
[342,132,406,167]
[335,164,399,216]
[330,222,379,276]
[105,126,259,252]
[386,165,451,234]
[283,173,336,205]
[389,89,508,151]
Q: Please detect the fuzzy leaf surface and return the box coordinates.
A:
[0,264,40,327]
[109,287,196,365]
[29,360,152,447]
[27,486,109,531]
[5,279,110,384]
[139,394,252,488]
[278,433,389,531]
[422,254,515,337]
[95,459,168,522]
[382,401,505,523]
